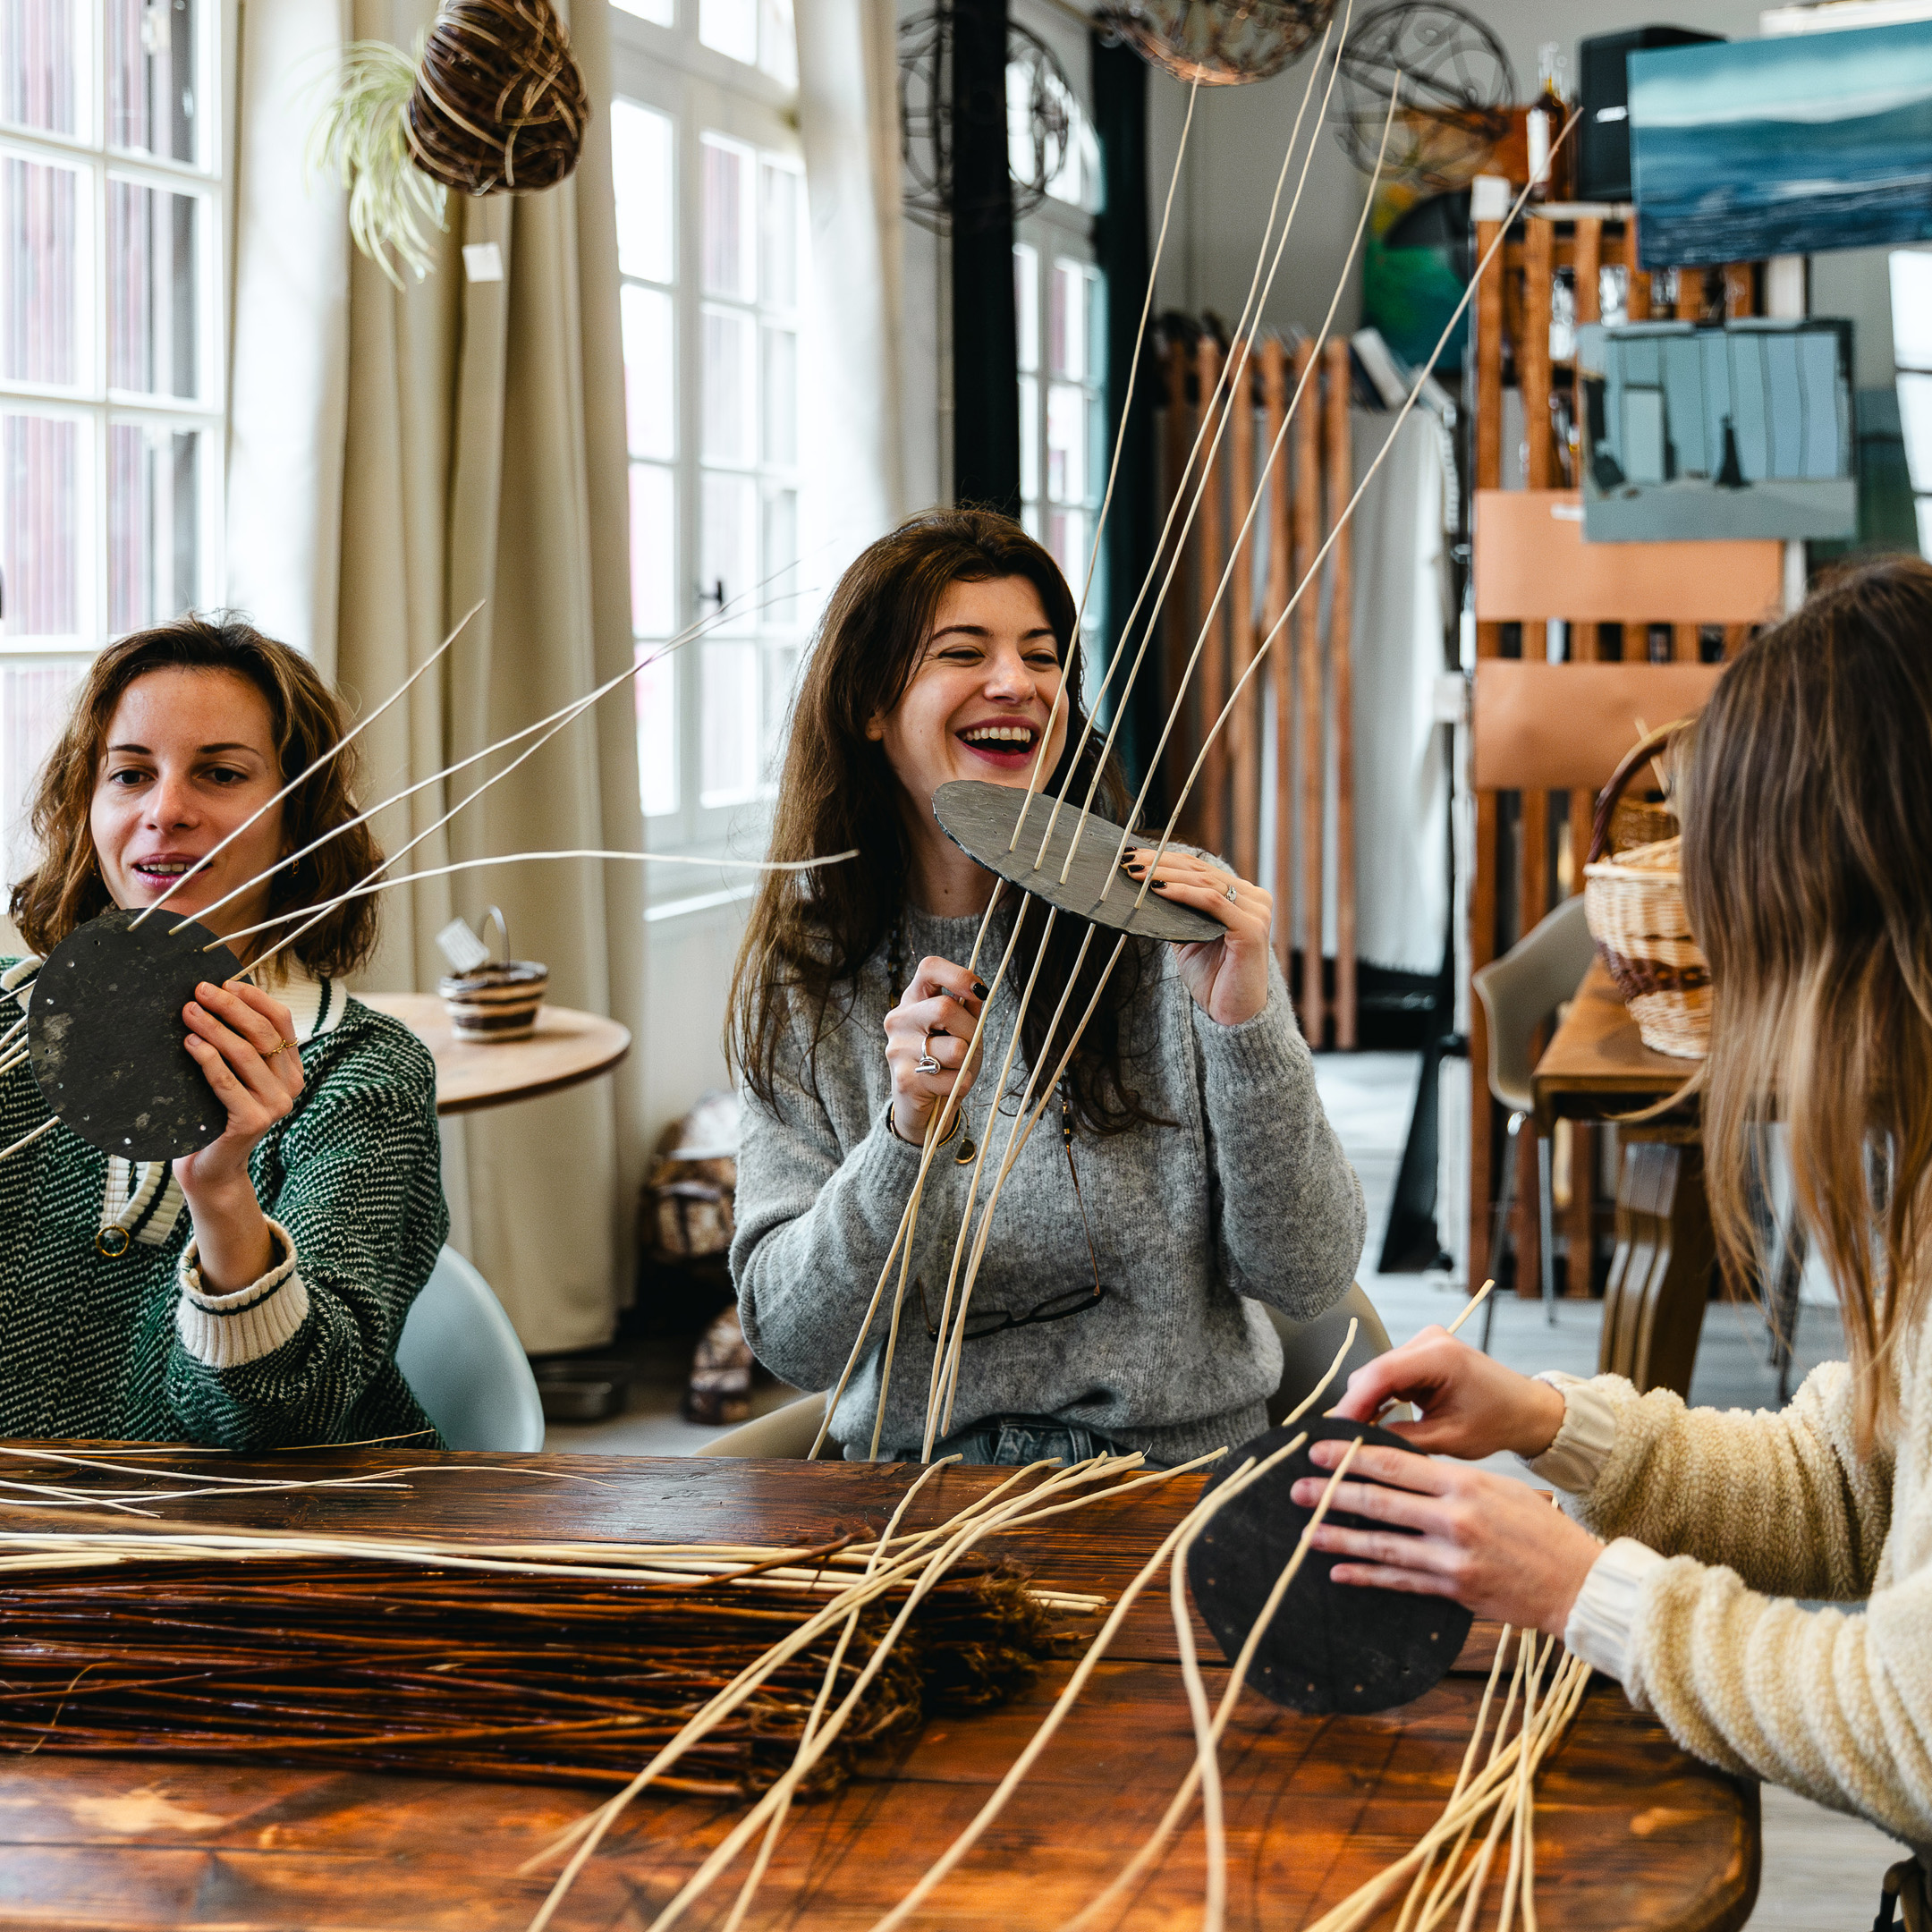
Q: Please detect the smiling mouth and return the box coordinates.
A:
[958,724,1038,756]
[131,860,204,880]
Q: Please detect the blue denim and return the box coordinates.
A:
[920,1412,1165,1469]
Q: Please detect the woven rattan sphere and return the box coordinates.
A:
[407,0,590,197]
[1100,0,1335,87]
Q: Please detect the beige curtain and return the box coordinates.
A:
[230,0,645,1352]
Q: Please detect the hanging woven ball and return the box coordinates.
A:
[407,0,591,197]
[1100,0,1335,88]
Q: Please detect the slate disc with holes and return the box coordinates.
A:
[1186,1418,1474,1715]
[30,908,242,1162]
[931,779,1222,945]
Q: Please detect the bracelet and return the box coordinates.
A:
[884,1102,961,1148]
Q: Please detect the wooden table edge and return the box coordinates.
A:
[352,994,631,1115]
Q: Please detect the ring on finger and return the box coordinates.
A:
[1224,883,1237,905]
[914,1031,942,1076]
[263,1037,296,1058]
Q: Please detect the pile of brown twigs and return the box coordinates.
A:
[0,1546,1063,1793]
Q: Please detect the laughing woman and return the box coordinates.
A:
[728,510,1365,1465]
[0,616,447,1447]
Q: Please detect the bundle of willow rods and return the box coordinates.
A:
[0,1550,1060,1794]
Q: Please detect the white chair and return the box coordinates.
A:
[395,1245,547,1453]
[1471,895,1597,1332]
[698,1390,829,1459]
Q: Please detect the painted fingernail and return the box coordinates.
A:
[973,981,987,999]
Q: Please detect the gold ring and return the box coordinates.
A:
[266,1038,296,1057]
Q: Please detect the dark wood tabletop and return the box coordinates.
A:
[0,1447,1758,1931]
[1531,960,1699,1133]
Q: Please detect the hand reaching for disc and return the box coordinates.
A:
[1123,847,1273,1027]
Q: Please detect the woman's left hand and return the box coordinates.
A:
[1123,848,1274,1027]
[1288,1439,1606,1640]
[173,979,303,1291]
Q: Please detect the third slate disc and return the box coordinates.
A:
[30,907,245,1162]
[1186,1418,1474,1715]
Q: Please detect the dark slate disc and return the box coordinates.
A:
[1186,1418,1474,1716]
[931,779,1223,945]
[30,908,243,1162]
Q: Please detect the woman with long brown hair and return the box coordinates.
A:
[727,509,1365,1465]
[1294,557,1932,1904]
[0,615,446,1447]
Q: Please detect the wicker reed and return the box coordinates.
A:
[1582,723,1709,1060]
[408,0,589,196]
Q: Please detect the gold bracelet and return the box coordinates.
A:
[884,1102,961,1148]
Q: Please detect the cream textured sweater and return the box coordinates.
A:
[1527,1317,1932,1862]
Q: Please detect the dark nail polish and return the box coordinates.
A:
[973,980,987,999]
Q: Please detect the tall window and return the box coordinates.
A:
[1014,71,1106,689]
[612,0,806,869]
[0,0,225,877]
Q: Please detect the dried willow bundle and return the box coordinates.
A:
[0,1551,1060,1794]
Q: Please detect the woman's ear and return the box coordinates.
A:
[864,714,886,742]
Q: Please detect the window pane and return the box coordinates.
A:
[1018,373,1038,504]
[628,461,675,635]
[108,418,199,633]
[1046,381,1083,503]
[614,0,673,25]
[699,0,756,67]
[1087,390,1106,510]
[610,100,673,284]
[700,640,759,804]
[634,641,676,818]
[4,0,80,135]
[107,0,198,165]
[1,411,80,637]
[108,176,201,398]
[700,136,752,299]
[1047,507,1085,594]
[621,284,674,461]
[699,470,755,618]
[2,152,80,386]
[702,306,754,465]
[759,640,797,773]
[1013,242,1038,374]
[1086,267,1106,388]
[762,486,797,623]
[761,324,795,466]
[758,160,798,309]
[0,656,82,881]
[1049,260,1083,380]
[758,0,796,87]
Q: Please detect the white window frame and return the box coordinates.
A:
[611,3,806,890]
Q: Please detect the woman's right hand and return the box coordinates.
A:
[883,954,987,1144]
[1326,1327,1570,1462]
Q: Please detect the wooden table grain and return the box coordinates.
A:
[354,992,630,1115]
[1532,961,1713,1399]
[0,1448,1758,1931]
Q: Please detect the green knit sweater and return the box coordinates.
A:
[0,963,449,1448]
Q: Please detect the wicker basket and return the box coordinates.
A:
[1581,724,1710,1060]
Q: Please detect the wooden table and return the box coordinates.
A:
[0,1449,1759,1930]
[356,993,630,1115]
[1532,961,1712,1397]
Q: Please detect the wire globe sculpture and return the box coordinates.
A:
[1331,1,1514,191]
[899,9,1073,235]
[1099,0,1335,87]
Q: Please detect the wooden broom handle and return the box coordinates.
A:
[1586,717,1695,868]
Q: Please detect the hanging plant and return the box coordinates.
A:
[311,0,591,287]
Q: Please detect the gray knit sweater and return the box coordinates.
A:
[732,901,1367,1464]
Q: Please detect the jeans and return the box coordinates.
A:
[918,1411,1164,1469]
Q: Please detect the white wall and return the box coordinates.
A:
[643,895,754,1149]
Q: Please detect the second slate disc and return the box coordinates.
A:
[1186,1418,1474,1716]
[30,907,244,1162]
[931,779,1223,945]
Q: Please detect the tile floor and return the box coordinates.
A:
[546,1050,1907,1928]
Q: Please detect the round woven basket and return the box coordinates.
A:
[1581,723,1710,1060]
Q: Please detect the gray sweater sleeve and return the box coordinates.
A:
[1192,955,1366,1320]
[731,1018,933,1394]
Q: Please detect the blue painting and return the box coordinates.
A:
[1629,23,1932,267]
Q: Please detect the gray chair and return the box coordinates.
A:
[697,1282,1395,1457]
[395,1244,547,1453]
[1471,894,1597,1334]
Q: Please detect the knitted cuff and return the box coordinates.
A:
[175,1217,310,1370]
[1563,1536,1666,1688]
[1523,1370,1622,1496]
[1195,975,1306,1084]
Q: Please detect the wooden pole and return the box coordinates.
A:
[1161,335,1193,835]
[1196,334,1228,860]
[1228,343,1259,886]
[1324,335,1356,1050]
[1292,335,1325,1045]
[1260,337,1292,980]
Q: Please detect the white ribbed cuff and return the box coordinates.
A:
[1523,1370,1621,1495]
[175,1217,309,1370]
[1563,1536,1666,1686]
